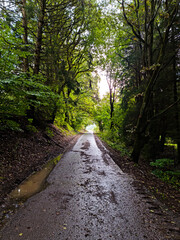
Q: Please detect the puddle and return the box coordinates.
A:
[9,154,62,200]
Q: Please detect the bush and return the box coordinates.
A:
[150,158,180,188]
[98,130,131,157]
[150,158,174,169]
[0,74,58,130]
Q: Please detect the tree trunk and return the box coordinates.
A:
[159,132,166,152]
[98,120,103,132]
[131,131,145,163]
[28,0,46,124]
[21,0,29,72]
[172,26,180,164]
[110,89,114,129]
[33,0,46,74]
[26,0,46,125]
[50,103,58,124]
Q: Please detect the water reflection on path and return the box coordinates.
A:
[10,155,62,200]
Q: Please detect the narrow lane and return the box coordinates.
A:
[0,133,169,239]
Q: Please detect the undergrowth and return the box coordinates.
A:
[150,158,180,189]
[97,130,131,157]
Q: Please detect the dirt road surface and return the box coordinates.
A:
[0,133,177,239]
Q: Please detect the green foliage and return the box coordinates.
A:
[151,169,180,189]
[0,0,101,132]
[93,95,110,131]
[45,127,54,138]
[109,141,130,157]
[0,119,22,132]
[26,124,38,133]
[98,130,131,157]
[0,74,58,130]
[57,124,75,136]
[165,138,178,150]
[150,159,174,169]
[150,159,180,188]
[0,18,24,77]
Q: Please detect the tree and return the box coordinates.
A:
[21,0,29,72]
[120,0,179,163]
[33,0,46,74]
[0,0,101,131]
[94,95,110,132]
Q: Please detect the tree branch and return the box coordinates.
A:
[121,0,145,44]
[149,99,180,122]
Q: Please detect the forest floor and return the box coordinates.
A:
[0,126,179,226]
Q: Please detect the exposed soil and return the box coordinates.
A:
[0,124,79,208]
[94,134,180,215]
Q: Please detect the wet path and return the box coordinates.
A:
[0,133,170,239]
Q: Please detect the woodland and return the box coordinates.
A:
[0,0,180,189]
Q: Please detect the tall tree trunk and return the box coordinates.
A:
[172,26,180,164]
[110,88,113,129]
[21,0,29,72]
[131,131,147,163]
[27,0,46,123]
[33,0,46,74]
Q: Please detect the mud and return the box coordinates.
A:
[10,155,62,200]
[0,133,179,240]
